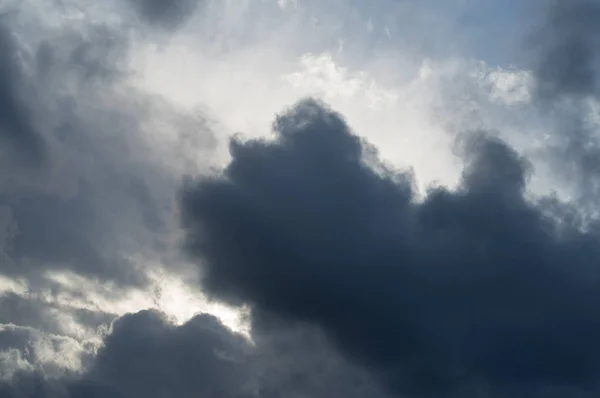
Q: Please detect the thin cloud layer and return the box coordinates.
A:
[181,99,600,397]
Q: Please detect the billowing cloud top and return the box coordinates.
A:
[180,98,600,397]
[1,1,600,398]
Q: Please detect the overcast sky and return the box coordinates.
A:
[1,1,600,397]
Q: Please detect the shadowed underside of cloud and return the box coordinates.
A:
[0,309,391,398]
[180,99,600,397]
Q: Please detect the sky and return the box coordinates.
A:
[0,0,600,397]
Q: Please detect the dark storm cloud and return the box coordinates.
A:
[180,99,600,397]
[2,3,391,398]
[128,0,201,29]
[249,313,394,398]
[0,309,391,398]
[0,372,72,398]
[86,310,254,398]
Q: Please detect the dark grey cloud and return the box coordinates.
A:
[0,24,142,284]
[1,3,394,398]
[0,309,391,398]
[532,0,600,100]
[0,24,46,167]
[180,99,600,397]
[249,313,393,398]
[524,0,600,214]
[0,372,75,398]
[0,16,214,286]
[86,310,254,398]
[128,0,201,30]
[4,3,600,398]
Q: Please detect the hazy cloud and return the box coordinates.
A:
[128,0,202,30]
[0,25,46,167]
[533,0,600,100]
[0,15,214,286]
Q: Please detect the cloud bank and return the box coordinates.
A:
[180,98,600,397]
[1,0,600,398]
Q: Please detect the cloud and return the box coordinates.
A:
[128,0,202,30]
[532,0,600,100]
[2,1,600,398]
[180,99,600,397]
[0,2,406,398]
[0,323,89,380]
[525,0,600,211]
[0,24,47,167]
[0,12,219,395]
[0,12,214,287]
[85,310,253,398]
[0,309,391,398]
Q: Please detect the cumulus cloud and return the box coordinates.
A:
[0,309,391,398]
[0,3,217,394]
[1,1,600,398]
[180,99,600,397]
